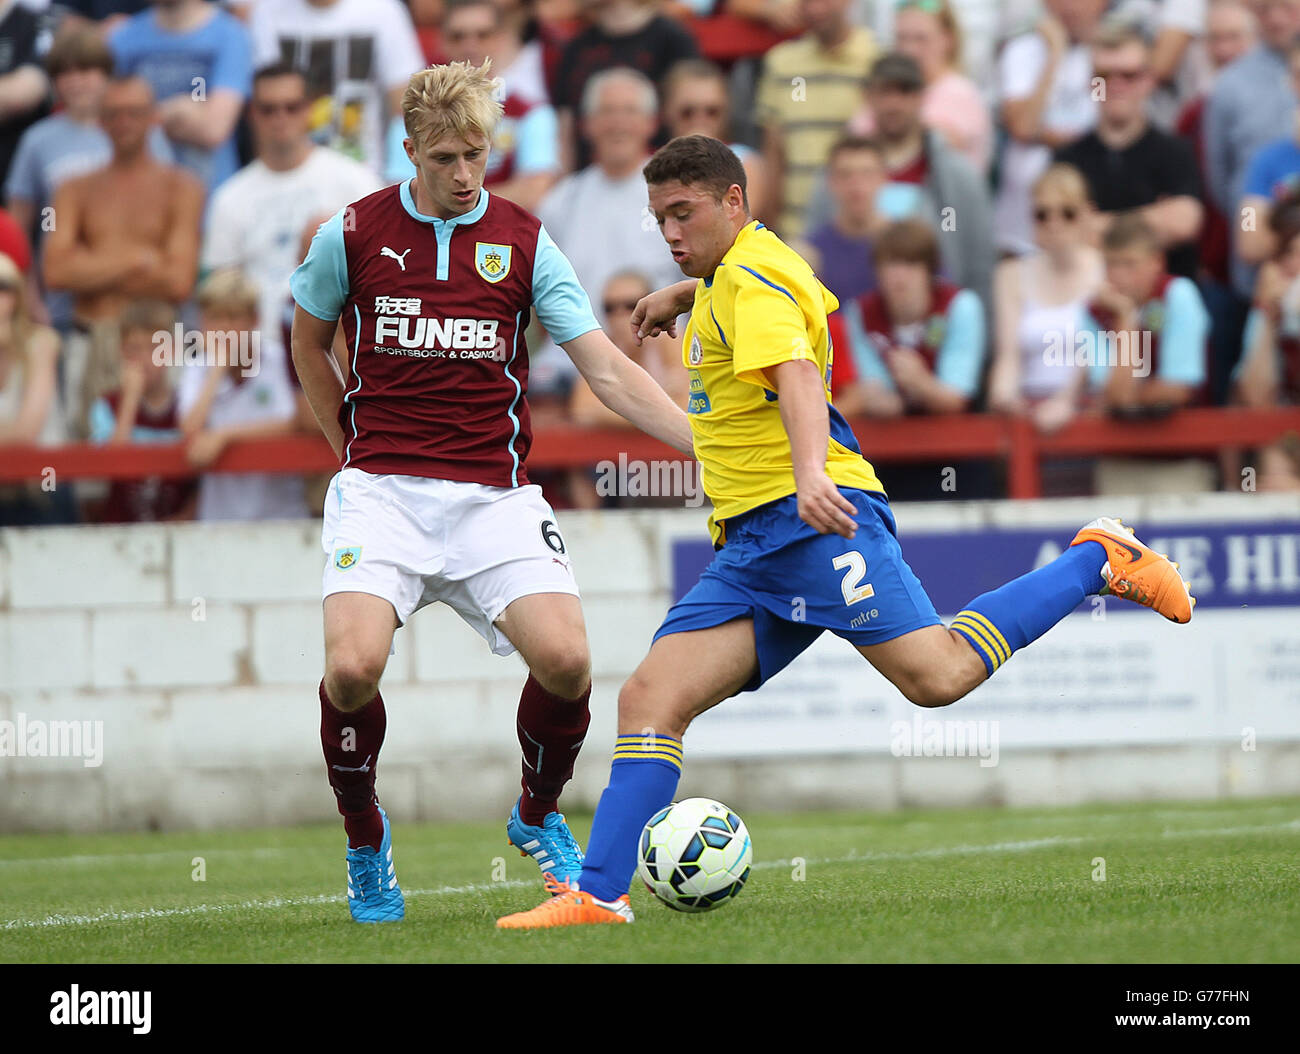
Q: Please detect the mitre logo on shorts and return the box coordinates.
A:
[371,295,506,360]
[475,242,512,283]
[334,546,361,570]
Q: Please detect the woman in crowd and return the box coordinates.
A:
[988,163,1104,434]
[0,252,66,524]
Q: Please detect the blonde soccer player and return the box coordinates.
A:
[291,62,692,922]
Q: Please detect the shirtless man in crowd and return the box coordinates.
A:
[43,74,203,433]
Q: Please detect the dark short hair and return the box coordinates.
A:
[662,57,728,101]
[47,27,114,79]
[252,62,308,92]
[643,134,748,211]
[867,52,925,92]
[873,218,940,272]
[442,0,502,28]
[1102,211,1162,255]
[1269,190,1300,253]
[828,134,886,166]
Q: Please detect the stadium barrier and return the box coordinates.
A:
[1,491,1297,833]
[2,406,1298,498]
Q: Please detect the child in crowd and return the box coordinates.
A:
[89,299,196,522]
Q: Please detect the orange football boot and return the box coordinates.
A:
[1070,517,1195,623]
[496,874,634,929]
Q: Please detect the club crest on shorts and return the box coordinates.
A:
[475,242,511,284]
[689,334,703,365]
[334,546,361,570]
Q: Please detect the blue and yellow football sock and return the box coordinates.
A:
[951,540,1107,676]
[577,733,683,902]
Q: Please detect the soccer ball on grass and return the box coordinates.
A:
[636,797,752,912]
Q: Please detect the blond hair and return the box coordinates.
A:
[896,0,967,73]
[196,268,261,318]
[403,60,502,150]
[1033,163,1092,208]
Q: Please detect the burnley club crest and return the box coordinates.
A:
[476,242,511,284]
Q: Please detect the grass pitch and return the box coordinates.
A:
[2,797,1297,964]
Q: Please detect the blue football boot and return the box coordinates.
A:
[345,805,405,923]
[506,799,584,886]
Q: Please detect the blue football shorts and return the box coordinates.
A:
[654,487,942,691]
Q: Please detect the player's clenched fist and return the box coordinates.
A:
[631,279,697,344]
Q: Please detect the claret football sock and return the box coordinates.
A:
[319,680,387,851]
[951,540,1107,676]
[516,674,592,826]
[578,734,683,902]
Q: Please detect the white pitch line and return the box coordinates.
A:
[3,809,1292,871]
[0,847,296,869]
[3,818,1296,933]
[751,835,1082,870]
[0,879,538,932]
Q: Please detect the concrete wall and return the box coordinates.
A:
[2,493,1299,833]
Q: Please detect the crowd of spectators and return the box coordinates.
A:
[1,0,1299,526]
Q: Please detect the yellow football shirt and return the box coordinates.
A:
[683,220,884,545]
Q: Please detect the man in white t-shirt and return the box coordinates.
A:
[537,68,680,323]
[533,67,680,393]
[249,0,425,175]
[203,62,381,355]
[995,0,1106,255]
[178,268,304,522]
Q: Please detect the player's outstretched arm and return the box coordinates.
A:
[291,305,348,459]
[561,329,694,456]
[630,280,698,345]
[770,358,858,539]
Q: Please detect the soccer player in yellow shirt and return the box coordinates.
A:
[497,135,1193,928]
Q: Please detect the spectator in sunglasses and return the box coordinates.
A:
[994,0,1105,256]
[1055,20,1203,279]
[568,269,690,508]
[203,63,379,382]
[988,163,1104,435]
[662,59,768,220]
[570,269,688,428]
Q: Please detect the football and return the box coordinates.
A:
[636,797,752,912]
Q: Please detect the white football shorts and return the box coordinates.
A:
[321,468,579,655]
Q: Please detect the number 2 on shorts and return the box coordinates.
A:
[832,551,875,606]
